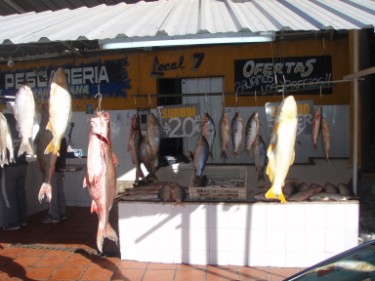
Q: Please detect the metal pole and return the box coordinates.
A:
[353,30,359,195]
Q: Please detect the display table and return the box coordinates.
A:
[118,200,359,267]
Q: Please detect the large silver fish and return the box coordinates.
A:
[253,135,267,182]
[0,112,14,166]
[245,112,259,155]
[13,84,36,157]
[265,95,298,203]
[201,112,216,157]
[312,106,322,149]
[193,135,209,177]
[220,112,231,159]
[45,67,72,155]
[83,111,118,254]
[321,117,330,161]
[231,112,243,157]
[34,102,57,203]
[128,114,144,184]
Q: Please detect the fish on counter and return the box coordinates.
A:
[323,182,339,193]
[220,111,231,159]
[45,67,72,155]
[0,113,14,167]
[252,135,267,182]
[245,112,259,155]
[12,84,36,157]
[128,114,145,185]
[321,117,330,161]
[34,102,58,203]
[83,111,118,254]
[231,112,243,157]
[309,192,352,201]
[312,106,322,149]
[158,182,186,204]
[201,112,216,158]
[139,113,161,181]
[287,184,323,202]
[265,95,298,203]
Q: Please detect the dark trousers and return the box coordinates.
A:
[4,165,27,227]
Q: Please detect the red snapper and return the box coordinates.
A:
[83,111,119,254]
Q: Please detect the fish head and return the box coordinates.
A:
[52,67,68,88]
[131,114,140,130]
[90,112,110,142]
[279,96,297,120]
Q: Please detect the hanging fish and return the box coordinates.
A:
[193,135,209,178]
[201,112,216,157]
[312,106,322,149]
[265,96,298,203]
[253,135,267,182]
[45,67,72,155]
[321,117,330,161]
[83,111,119,254]
[220,111,231,159]
[245,112,259,155]
[231,112,243,157]
[0,113,14,166]
[128,114,145,184]
[13,84,36,157]
[139,113,161,181]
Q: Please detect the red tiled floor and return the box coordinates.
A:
[0,206,304,280]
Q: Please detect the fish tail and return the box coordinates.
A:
[38,183,52,203]
[257,173,266,182]
[232,150,239,157]
[44,140,61,155]
[18,140,33,157]
[265,186,287,203]
[96,229,104,254]
[104,223,119,244]
[245,148,251,156]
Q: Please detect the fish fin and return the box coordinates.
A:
[266,163,274,182]
[104,223,119,244]
[112,153,119,167]
[290,150,295,165]
[44,140,61,156]
[46,121,53,132]
[96,229,104,254]
[265,186,287,203]
[91,201,98,214]
[38,183,52,203]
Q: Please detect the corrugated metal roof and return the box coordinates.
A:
[0,0,374,55]
[1,0,374,46]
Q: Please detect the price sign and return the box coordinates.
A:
[157,104,201,138]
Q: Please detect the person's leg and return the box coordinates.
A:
[57,172,66,219]
[46,173,60,222]
[16,165,27,225]
[4,167,20,228]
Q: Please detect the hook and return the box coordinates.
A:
[254,90,257,103]
[94,92,103,112]
[148,93,151,105]
[133,94,137,105]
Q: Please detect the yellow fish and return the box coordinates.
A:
[44,67,72,155]
[265,95,298,203]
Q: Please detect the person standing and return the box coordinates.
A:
[2,111,28,230]
[42,137,67,224]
